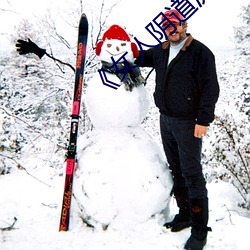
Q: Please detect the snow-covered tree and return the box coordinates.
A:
[203,4,250,209]
[0,19,73,175]
[234,4,250,56]
[0,0,120,175]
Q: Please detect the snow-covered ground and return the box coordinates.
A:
[1,169,249,250]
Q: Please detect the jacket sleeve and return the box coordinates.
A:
[134,48,155,68]
[196,48,220,126]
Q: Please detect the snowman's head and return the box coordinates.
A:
[96,25,139,64]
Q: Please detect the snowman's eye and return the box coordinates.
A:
[107,44,112,48]
[121,43,126,46]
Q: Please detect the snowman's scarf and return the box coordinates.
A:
[101,61,146,91]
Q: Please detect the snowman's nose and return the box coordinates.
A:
[116,46,120,51]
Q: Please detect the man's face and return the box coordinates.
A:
[163,22,187,45]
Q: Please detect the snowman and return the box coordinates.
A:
[73,25,173,230]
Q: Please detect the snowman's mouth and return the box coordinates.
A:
[106,50,125,57]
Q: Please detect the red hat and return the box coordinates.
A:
[96,25,139,57]
[161,9,183,27]
[101,25,131,41]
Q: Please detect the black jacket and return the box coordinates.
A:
[135,34,220,126]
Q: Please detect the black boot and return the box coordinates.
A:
[184,198,211,250]
[164,195,192,232]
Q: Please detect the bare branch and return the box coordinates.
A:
[46,51,75,73]
[0,8,18,14]
[219,117,250,181]
[92,0,122,48]
[0,153,54,188]
[0,107,67,151]
[0,217,18,231]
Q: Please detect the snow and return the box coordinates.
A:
[85,74,150,128]
[1,172,250,250]
[74,127,172,228]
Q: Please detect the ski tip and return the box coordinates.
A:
[79,13,88,27]
[80,13,88,21]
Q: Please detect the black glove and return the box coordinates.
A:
[16,38,46,59]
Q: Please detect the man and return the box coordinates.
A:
[135,10,219,250]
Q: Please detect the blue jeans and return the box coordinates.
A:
[160,114,207,200]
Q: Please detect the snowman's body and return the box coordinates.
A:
[85,73,149,128]
[73,25,173,229]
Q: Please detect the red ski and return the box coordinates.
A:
[59,13,88,231]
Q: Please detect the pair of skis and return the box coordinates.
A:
[59,14,88,231]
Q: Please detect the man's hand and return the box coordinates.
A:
[194,124,208,138]
[16,38,46,59]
